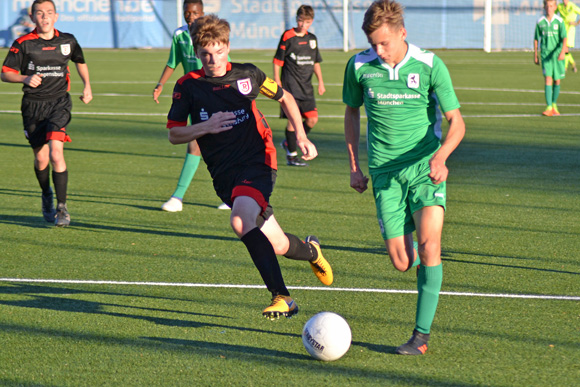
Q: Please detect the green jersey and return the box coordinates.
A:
[557,1,580,46]
[343,44,460,174]
[167,25,202,74]
[534,15,567,60]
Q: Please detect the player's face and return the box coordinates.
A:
[198,42,230,77]
[545,1,557,16]
[184,3,203,26]
[295,16,313,34]
[368,24,408,67]
[31,1,58,35]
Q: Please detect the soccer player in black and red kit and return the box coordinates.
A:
[1,0,92,227]
[273,5,325,166]
[166,14,333,319]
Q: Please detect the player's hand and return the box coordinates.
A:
[534,56,539,65]
[25,74,42,88]
[80,87,92,104]
[428,154,448,185]
[297,137,318,161]
[153,84,163,104]
[205,111,237,134]
[350,170,369,193]
[318,84,326,96]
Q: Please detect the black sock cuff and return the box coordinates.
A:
[283,233,317,261]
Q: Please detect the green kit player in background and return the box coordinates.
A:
[557,0,580,73]
[535,0,568,116]
[152,0,228,211]
[343,0,465,355]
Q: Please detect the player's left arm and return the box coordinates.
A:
[313,62,325,96]
[429,108,465,185]
[75,62,92,104]
[279,89,317,160]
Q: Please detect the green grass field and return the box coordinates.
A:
[1,48,579,386]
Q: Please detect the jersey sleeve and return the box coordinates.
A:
[259,76,284,100]
[342,55,364,108]
[166,34,181,69]
[166,79,191,128]
[70,36,86,64]
[431,56,461,113]
[534,22,541,41]
[273,34,286,66]
[315,38,323,63]
[2,40,24,74]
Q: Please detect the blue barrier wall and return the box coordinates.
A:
[1,0,577,50]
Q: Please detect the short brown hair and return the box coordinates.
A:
[362,0,405,37]
[189,14,230,52]
[31,0,56,14]
[297,5,315,19]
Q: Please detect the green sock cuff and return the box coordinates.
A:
[172,153,201,199]
[411,241,421,268]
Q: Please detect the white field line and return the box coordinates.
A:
[1,278,578,301]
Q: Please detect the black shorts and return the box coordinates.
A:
[21,93,72,148]
[214,164,276,219]
[280,98,317,120]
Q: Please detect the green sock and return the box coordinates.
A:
[415,263,443,334]
[411,241,421,268]
[544,85,553,108]
[172,153,201,199]
[552,84,560,105]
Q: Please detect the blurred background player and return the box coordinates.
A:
[557,0,580,72]
[1,0,92,227]
[343,0,465,354]
[153,0,228,211]
[273,5,325,167]
[535,0,568,116]
[166,14,333,319]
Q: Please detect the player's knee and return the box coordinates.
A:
[418,240,440,262]
[305,117,318,128]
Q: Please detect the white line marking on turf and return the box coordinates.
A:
[1,278,578,301]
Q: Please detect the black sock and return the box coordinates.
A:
[34,166,51,195]
[285,128,297,154]
[52,170,68,205]
[303,121,313,135]
[241,228,289,297]
[284,233,318,261]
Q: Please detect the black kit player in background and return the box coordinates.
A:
[1,0,92,227]
[166,14,333,319]
[273,4,325,167]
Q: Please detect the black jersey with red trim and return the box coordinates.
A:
[2,28,86,100]
[166,62,283,179]
[273,29,322,101]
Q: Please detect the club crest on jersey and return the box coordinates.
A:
[309,40,317,49]
[60,44,71,56]
[407,73,420,89]
[237,78,252,95]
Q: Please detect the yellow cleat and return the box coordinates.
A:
[542,107,554,117]
[552,104,560,116]
[306,235,333,286]
[262,295,298,320]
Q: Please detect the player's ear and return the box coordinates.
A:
[400,27,407,41]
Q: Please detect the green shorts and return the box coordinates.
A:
[542,56,566,80]
[372,160,446,240]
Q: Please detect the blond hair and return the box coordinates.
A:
[362,0,405,37]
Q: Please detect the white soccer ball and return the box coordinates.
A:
[302,312,352,361]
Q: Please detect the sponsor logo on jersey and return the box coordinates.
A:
[309,39,317,49]
[173,92,181,100]
[362,73,383,78]
[60,44,71,56]
[42,47,56,51]
[290,53,297,61]
[367,88,375,98]
[10,47,19,54]
[28,61,35,71]
[407,73,420,88]
[237,78,252,95]
[200,108,209,121]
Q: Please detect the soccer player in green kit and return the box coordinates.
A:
[343,0,465,355]
[557,0,580,73]
[535,0,568,116]
[153,0,228,211]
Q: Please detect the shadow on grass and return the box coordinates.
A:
[442,255,580,276]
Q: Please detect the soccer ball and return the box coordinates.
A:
[302,312,352,361]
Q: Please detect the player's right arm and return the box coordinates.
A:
[1,71,42,87]
[153,66,176,103]
[344,105,368,194]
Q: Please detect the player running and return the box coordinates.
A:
[166,14,333,320]
[343,0,465,354]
